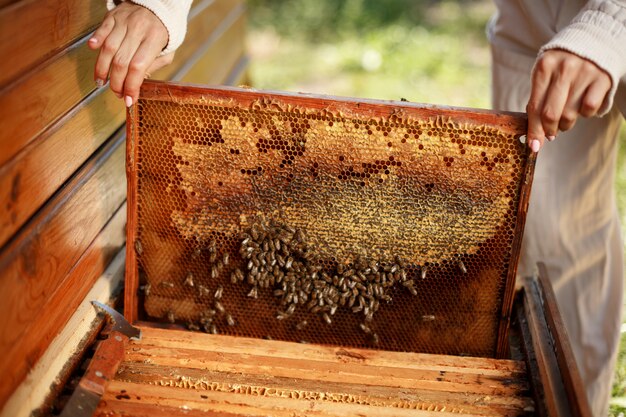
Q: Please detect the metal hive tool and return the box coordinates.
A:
[125,80,536,358]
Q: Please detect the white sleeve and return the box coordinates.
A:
[106,0,193,55]
[540,0,626,115]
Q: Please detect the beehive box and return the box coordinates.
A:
[57,81,592,417]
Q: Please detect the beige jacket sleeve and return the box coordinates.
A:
[106,0,193,55]
[540,0,626,115]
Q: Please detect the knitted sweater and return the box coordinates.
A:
[489,0,626,116]
[106,0,193,55]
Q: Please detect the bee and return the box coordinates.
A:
[214,301,225,314]
[209,251,217,264]
[211,265,220,279]
[458,260,467,274]
[208,239,217,253]
[422,315,436,321]
[225,314,235,326]
[210,324,218,334]
[329,304,338,316]
[285,257,294,270]
[214,285,223,300]
[370,333,379,345]
[159,281,175,288]
[359,323,372,334]
[184,272,195,287]
[242,237,251,246]
[295,320,308,331]
[192,247,202,258]
[166,311,175,323]
[134,240,143,256]
[230,273,238,284]
[198,284,211,297]
[322,313,332,325]
[275,312,287,321]
[274,239,281,252]
[421,265,428,280]
[187,322,200,331]
[247,287,258,299]
[285,303,296,315]
[140,283,151,296]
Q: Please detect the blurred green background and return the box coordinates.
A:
[245,0,626,414]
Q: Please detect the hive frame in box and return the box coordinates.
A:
[125,82,536,357]
[59,264,592,417]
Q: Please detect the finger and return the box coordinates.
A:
[145,52,175,75]
[527,59,552,152]
[579,77,611,118]
[558,79,589,132]
[539,73,571,139]
[109,32,143,99]
[122,38,166,105]
[94,25,127,91]
[88,14,115,51]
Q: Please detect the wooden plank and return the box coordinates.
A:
[99,381,482,417]
[0,133,126,408]
[136,327,525,376]
[0,0,243,170]
[174,4,247,84]
[0,87,124,248]
[0,249,125,417]
[115,362,532,416]
[94,400,242,417]
[0,36,97,168]
[122,344,527,396]
[0,0,245,249]
[153,0,244,82]
[516,276,571,417]
[0,0,108,87]
[536,263,593,417]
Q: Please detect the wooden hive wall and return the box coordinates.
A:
[0,0,249,412]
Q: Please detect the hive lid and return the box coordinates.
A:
[125,80,535,358]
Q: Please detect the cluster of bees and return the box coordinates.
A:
[140,220,467,343]
[237,219,443,345]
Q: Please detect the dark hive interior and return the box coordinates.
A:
[127,81,534,358]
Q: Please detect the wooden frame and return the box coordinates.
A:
[125,80,537,358]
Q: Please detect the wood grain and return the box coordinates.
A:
[0,250,125,417]
[536,264,593,417]
[0,0,244,170]
[0,0,107,87]
[0,37,97,168]
[137,327,525,376]
[180,13,246,84]
[0,87,123,248]
[153,0,244,82]
[88,327,533,417]
[0,0,247,249]
[0,134,125,408]
[515,276,576,417]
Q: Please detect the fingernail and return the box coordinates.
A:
[125,96,133,107]
[547,135,556,142]
[95,78,104,88]
[88,37,98,44]
[530,139,540,153]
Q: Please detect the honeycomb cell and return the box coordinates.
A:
[129,85,534,358]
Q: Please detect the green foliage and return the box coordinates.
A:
[247,0,494,107]
[247,0,489,41]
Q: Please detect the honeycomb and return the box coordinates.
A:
[126,80,535,358]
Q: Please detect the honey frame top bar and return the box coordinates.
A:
[137,80,527,136]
